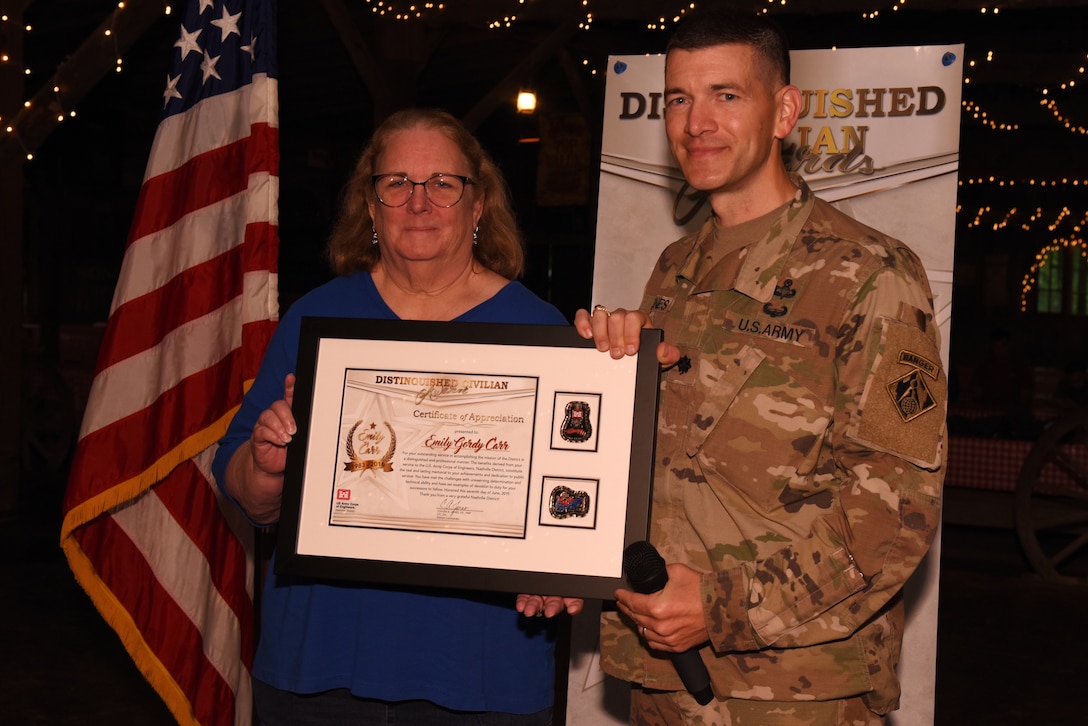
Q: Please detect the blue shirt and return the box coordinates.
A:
[212,272,568,713]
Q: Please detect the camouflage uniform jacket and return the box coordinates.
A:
[600,179,946,714]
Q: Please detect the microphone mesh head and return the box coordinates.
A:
[622,540,668,594]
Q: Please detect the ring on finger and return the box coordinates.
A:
[592,304,611,317]
[641,625,648,638]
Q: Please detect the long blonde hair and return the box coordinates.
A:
[326,108,525,279]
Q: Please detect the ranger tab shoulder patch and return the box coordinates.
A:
[887,350,940,422]
[847,316,946,470]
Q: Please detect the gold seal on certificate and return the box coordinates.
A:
[343,421,396,472]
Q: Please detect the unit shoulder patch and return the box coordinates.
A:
[887,349,940,422]
[847,317,946,469]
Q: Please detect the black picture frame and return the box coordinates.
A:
[275,317,661,599]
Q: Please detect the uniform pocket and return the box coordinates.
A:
[688,352,836,514]
[679,344,766,457]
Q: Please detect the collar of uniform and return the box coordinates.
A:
[672,216,719,289]
[670,178,815,301]
[729,177,814,303]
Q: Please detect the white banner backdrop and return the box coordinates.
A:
[573,45,963,725]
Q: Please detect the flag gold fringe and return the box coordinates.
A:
[59,401,245,726]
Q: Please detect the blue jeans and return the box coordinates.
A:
[252,680,553,725]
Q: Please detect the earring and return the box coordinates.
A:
[473,226,479,246]
[372,227,378,245]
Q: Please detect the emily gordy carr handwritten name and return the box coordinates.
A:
[423,434,512,455]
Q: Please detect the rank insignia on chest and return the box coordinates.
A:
[886,350,940,422]
[763,279,796,317]
[677,355,692,374]
[774,279,797,299]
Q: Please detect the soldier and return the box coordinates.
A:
[576,9,946,725]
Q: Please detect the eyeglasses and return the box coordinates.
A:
[371,173,474,208]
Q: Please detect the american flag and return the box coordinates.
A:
[60,1,278,724]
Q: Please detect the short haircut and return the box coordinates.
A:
[666,10,791,88]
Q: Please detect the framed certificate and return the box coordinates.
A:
[275,317,662,599]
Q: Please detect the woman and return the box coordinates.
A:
[212,108,582,724]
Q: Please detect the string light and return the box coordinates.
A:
[1,1,173,163]
[365,1,444,19]
[960,177,1088,188]
[957,174,1087,279]
[1020,236,1088,312]
[851,0,914,21]
[962,100,1019,131]
[962,38,1088,136]
[1040,97,1088,135]
[111,3,124,72]
[646,4,696,31]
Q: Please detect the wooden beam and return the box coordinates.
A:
[1,0,161,515]
[0,0,165,162]
[557,47,600,127]
[461,20,579,132]
[318,0,444,123]
[317,0,397,122]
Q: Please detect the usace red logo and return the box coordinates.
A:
[336,489,352,500]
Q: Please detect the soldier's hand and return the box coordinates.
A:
[574,306,680,366]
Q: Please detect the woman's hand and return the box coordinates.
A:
[224,374,296,525]
[516,594,584,618]
[250,373,297,476]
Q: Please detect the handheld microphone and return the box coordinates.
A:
[622,540,715,706]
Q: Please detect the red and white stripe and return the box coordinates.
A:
[61,70,278,726]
